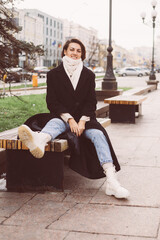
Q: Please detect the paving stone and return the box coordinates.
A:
[49,204,159,238]
[71,188,98,197]
[0,225,68,240]
[28,192,66,204]
[0,217,6,223]
[0,193,35,217]
[0,192,35,199]
[91,166,160,207]
[63,188,98,203]
[66,232,155,240]
[4,202,75,227]
[63,194,92,203]
[64,166,105,191]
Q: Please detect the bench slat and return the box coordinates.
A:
[54,139,69,152]
[104,95,147,105]
[0,118,111,152]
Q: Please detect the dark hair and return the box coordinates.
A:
[61,38,86,61]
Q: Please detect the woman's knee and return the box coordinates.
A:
[85,129,105,142]
[44,118,68,131]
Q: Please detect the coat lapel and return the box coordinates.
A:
[56,64,87,98]
[75,67,87,94]
[56,63,75,97]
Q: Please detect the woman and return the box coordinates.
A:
[18,38,129,199]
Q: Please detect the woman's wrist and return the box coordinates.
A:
[68,118,74,123]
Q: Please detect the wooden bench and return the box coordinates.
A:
[0,118,111,192]
[104,95,147,123]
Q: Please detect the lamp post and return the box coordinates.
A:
[102,0,116,89]
[141,0,159,85]
[96,0,121,100]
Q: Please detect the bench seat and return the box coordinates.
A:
[0,118,111,192]
[0,118,111,152]
[104,95,147,123]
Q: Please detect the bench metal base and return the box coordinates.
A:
[6,150,64,192]
[109,104,141,123]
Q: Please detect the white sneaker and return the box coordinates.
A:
[18,125,51,158]
[104,167,130,199]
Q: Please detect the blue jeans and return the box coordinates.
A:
[41,118,113,166]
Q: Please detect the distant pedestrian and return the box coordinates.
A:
[18,38,130,199]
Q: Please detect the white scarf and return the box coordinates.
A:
[62,55,83,90]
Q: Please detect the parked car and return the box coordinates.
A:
[4,67,32,83]
[156,68,160,73]
[33,66,49,77]
[118,67,144,77]
[114,68,121,74]
[93,67,105,73]
[134,67,150,76]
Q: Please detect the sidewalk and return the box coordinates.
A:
[0,83,160,239]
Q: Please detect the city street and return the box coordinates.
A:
[1,74,159,92]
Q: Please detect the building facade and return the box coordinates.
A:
[15,9,63,67]
[13,9,44,67]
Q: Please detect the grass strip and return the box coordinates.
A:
[0,94,48,132]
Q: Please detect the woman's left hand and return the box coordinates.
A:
[78,120,86,136]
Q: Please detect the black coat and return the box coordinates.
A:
[24,64,120,179]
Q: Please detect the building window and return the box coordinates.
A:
[54,30,56,37]
[46,38,48,45]
[61,33,63,40]
[50,19,52,26]
[38,14,44,20]
[46,17,48,25]
[50,39,52,46]
[57,22,59,29]
[46,28,48,35]
[54,20,56,28]
[50,29,52,36]
[61,23,63,30]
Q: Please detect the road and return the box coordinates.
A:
[1,73,160,91]
[96,74,160,89]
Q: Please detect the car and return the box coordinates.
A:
[5,68,22,82]
[4,68,32,83]
[3,72,21,83]
[114,68,121,74]
[141,68,150,76]
[118,67,144,77]
[93,67,105,73]
[134,67,150,76]
[33,66,49,77]
[156,68,160,73]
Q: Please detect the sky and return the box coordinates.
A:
[14,0,160,50]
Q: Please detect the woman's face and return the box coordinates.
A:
[64,42,82,60]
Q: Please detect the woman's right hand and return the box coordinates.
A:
[68,118,80,136]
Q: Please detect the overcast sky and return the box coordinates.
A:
[14,0,160,50]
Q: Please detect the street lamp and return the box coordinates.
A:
[97,0,121,100]
[141,0,158,83]
[102,0,117,90]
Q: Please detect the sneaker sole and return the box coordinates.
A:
[106,189,130,199]
[18,125,44,158]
